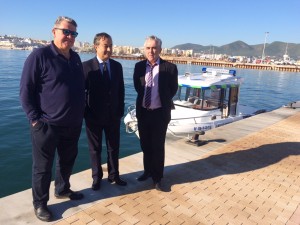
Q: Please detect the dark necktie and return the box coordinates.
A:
[103,62,110,88]
[144,64,157,108]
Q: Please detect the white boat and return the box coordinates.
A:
[124,67,265,138]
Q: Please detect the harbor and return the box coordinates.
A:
[1,1,299,224]
[0,104,299,224]
[112,55,300,73]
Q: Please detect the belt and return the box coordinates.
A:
[142,107,162,111]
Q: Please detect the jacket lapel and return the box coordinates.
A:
[92,57,100,71]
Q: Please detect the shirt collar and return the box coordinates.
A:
[96,56,110,66]
[50,41,74,57]
[147,58,160,67]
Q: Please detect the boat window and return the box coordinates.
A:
[185,87,191,101]
[174,86,194,101]
[173,84,240,114]
[201,89,221,110]
[174,87,201,108]
[174,86,222,110]
[228,87,239,116]
[175,86,182,100]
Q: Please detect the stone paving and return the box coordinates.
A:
[54,110,300,225]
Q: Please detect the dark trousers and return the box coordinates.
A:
[137,108,168,182]
[85,119,121,182]
[30,122,82,208]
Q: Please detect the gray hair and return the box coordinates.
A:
[54,16,77,27]
[93,32,112,45]
[144,35,162,48]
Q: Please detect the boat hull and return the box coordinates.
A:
[124,104,259,138]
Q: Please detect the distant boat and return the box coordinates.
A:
[28,46,39,51]
[283,43,290,62]
[131,53,143,57]
[124,67,265,138]
[275,43,296,65]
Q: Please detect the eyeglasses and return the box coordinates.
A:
[55,28,78,37]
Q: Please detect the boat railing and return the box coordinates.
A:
[127,104,136,119]
[174,98,220,111]
[125,103,218,122]
[169,114,221,126]
[125,121,138,133]
[125,105,138,133]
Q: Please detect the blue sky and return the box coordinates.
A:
[0,0,299,48]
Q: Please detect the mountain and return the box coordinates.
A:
[172,41,300,59]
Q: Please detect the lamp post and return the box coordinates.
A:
[261,32,269,64]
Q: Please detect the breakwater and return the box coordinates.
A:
[112,55,300,72]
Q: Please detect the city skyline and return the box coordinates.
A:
[0,0,299,48]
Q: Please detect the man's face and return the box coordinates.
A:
[52,20,77,51]
[95,37,112,61]
[144,39,161,64]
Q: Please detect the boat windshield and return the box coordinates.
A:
[173,85,235,113]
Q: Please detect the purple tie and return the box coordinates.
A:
[144,64,157,108]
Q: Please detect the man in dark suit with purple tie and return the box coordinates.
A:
[133,35,178,191]
[83,33,127,191]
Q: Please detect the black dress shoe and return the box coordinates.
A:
[34,205,52,222]
[92,181,101,191]
[137,172,151,181]
[108,177,127,186]
[154,181,162,191]
[55,189,84,200]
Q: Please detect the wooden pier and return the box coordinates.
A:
[112,55,300,72]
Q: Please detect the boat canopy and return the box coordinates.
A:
[179,83,239,90]
[178,68,242,90]
[202,67,236,76]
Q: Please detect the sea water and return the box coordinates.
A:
[0,49,299,198]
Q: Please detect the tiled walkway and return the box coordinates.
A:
[55,108,300,225]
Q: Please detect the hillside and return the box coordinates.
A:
[172,41,300,59]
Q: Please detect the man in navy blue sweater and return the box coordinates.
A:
[20,16,85,222]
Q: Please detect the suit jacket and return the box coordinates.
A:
[83,57,125,124]
[133,58,178,123]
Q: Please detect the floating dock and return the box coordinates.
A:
[0,104,299,224]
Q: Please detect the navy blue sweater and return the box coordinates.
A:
[20,42,85,127]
